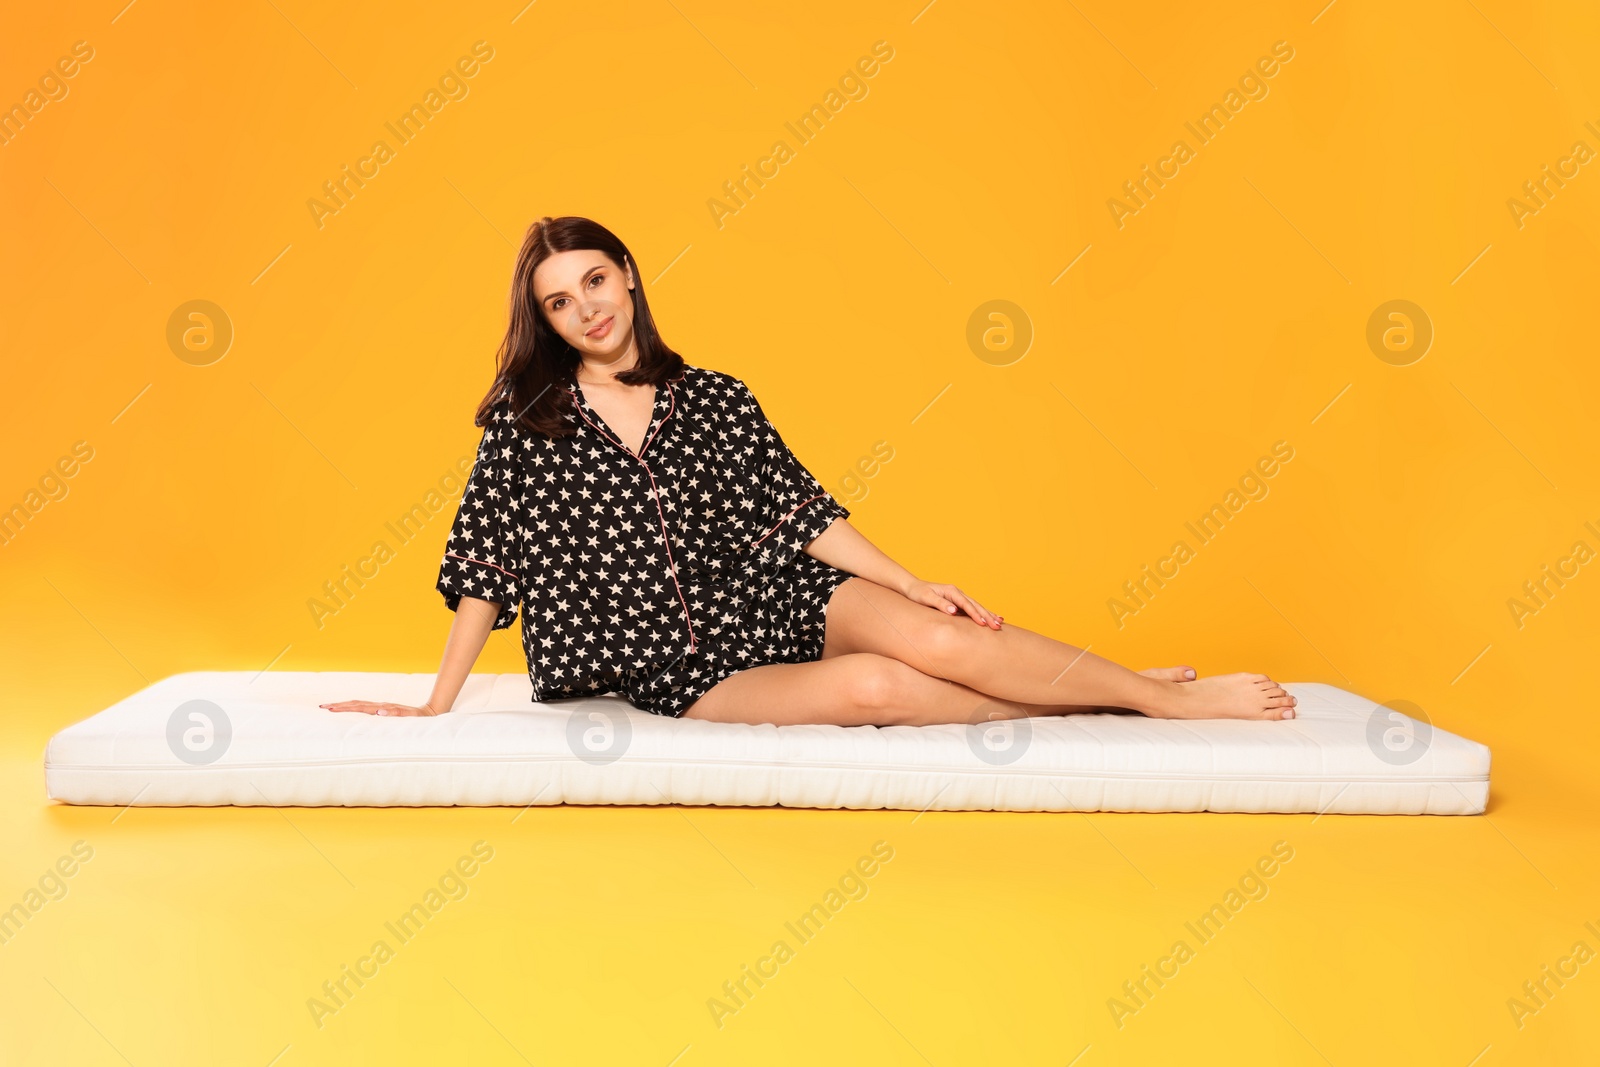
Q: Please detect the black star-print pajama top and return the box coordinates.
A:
[435,364,855,717]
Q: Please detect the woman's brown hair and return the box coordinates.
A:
[474,215,686,436]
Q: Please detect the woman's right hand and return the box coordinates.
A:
[320,700,442,717]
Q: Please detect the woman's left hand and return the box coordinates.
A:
[899,580,1003,629]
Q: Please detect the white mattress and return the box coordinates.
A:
[42,671,1491,814]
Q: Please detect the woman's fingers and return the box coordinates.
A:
[961,592,994,627]
[953,592,985,624]
[320,701,432,716]
[912,582,1003,629]
[914,587,961,616]
[946,587,1000,629]
[322,701,388,714]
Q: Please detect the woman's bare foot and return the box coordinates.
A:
[1139,666,1198,683]
[1146,672,1297,721]
[1059,666,1199,716]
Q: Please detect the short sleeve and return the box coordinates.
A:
[738,381,851,573]
[436,400,526,630]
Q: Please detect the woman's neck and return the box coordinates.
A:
[576,353,640,386]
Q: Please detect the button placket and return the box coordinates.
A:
[564,376,699,655]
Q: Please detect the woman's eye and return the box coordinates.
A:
[589,274,604,287]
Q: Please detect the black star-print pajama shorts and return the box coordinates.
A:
[619,553,857,718]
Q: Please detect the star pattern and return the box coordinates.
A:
[436,364,853,711]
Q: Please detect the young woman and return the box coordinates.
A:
[323,216,1297,728]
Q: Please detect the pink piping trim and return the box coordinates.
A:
[445,553,521,580]
[749,494,830,549]
[638,377,677,457]
[558,370,685,459]
[565,382,698,653]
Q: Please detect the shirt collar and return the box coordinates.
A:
[559,369,685,458]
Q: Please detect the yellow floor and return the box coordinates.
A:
[5,681,1597,1066]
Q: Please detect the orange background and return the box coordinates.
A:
[3,1,1598,1063]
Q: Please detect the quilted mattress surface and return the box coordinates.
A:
[42,671,1491,814]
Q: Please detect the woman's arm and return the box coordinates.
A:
[425,595,500,712]
[733,376,1002,630]
[321,595,500,716]
[803,518,1003,629]
[803,518,915,593]
[326,394,530,718]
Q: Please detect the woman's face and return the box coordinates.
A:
[532,250,637,365]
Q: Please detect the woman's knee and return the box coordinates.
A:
[912,611,988,677]
[835,654,935,719]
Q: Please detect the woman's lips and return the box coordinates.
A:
[586,315,614,339]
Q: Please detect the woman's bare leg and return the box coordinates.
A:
[819,577,1296,722]
[682,657,1202,726]
[683,652,1096,727]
